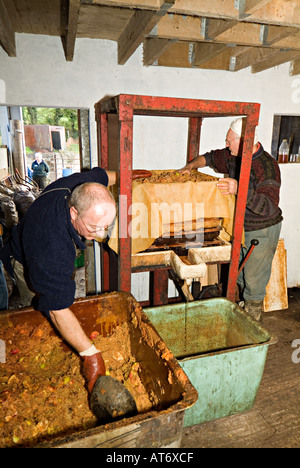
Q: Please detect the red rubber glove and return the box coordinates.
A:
[81,352,106,393]
[132,170,152,180]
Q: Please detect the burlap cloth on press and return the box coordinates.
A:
[108,171,237,255]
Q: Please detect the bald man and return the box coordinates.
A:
[180,118,283,322]
[0,167,147,393]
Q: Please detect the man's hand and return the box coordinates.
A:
[49,309,106,393]
[178,164,193,175]
[217,178,238,195]
[81,348,106,393]
[179,155,207,174]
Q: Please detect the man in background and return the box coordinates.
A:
[180,118,283,321]
[0,223,8,311]
[31,152,50,189]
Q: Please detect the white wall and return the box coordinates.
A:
[0,33,299,291]
[278,165,300,288]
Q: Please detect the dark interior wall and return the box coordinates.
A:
[272,115,300,159]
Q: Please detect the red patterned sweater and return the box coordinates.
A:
[204,144,283,232]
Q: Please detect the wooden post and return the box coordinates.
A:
[12,120,26,179]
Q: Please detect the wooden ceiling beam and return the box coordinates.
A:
[118,1,174,64]
[170,0,237,19]
[247,0,300,27]
[157,41,191,68]
[156,40,232,71]
[290,58,300,77]
[143,37,176,65]
[155,15,300,50]
[236,0,273,19]
[0,0,16,57]
[230,46,280,71]
[214,22,300,50]
[266,25,299,46]
[252,49,300,73]
[85,0,300,27]
[192,42,228,67]
[61,0,81,61]
[80,0,165,10]
[201,18,239,40]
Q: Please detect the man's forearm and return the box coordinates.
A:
[106,171,117,186]
[189,155,207,169]
[181,155,207,173]
[50,308,91,353]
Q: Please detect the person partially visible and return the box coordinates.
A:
[0,167,151,393]
[0,224,8,311]
[180,118,283,322]
[31,152,50,189]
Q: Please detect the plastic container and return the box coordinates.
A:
[145,298,277,427]
[74,250,85,268]
[0,292,197,448]
[278,139,289,163]
[62,168,73,177]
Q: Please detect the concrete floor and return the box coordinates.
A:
[181,288,300,448]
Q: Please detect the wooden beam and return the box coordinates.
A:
[81,0,300,27]
[156,13,205,42]
[266,25,299,46]
[192,42,228,67]
[118,1,174,64]
[156,40,300,74]
[0,0,16,57]
[230,46,280,71]
[236,0,273,19]
[118,10,156,64]
[61,0,81,61]
[245,0,273,15]
[201,18,239,40]
[143,37,176,65]
[155,14,299,50]
[248,0,300,27]
[216,22,300,50]
[157,41,191,68]
[80,0,163,9]
[152,14,300,54]
[290,58,300,77]
[274,31,300,51]
[83,0,237,18]
[156,40,232,71]
[170,0,237,19]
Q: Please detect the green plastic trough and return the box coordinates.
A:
[145,298,277,427]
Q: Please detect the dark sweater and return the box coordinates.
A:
[204,144,283,231]
[31,160,49,178]
[0,168,108,315]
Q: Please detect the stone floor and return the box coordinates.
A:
[181,288,300,448]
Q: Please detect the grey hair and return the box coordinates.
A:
[68,182,115,216]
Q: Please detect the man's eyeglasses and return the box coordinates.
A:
[225,137,240,145]
[80,215,115,236]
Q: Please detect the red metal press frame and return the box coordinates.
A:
[95,94,260,303]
